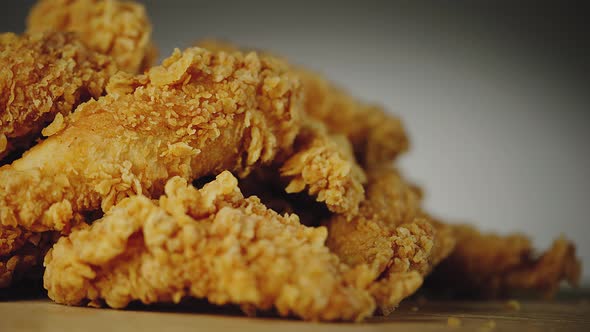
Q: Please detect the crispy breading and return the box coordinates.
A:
[0,226,34,258]
[44,172,375,321]
[27,0,156,73]
[197,39,409,167]
[280,118,366,215]
[1,215,85,288]
[0,47,302,234]
[427,225,581,298]
[0,32,117,161]
[297,70,408,167]
[194,41,371,214]
[232,115,366,216]
[326,167,425,272]
[324,167,456,314]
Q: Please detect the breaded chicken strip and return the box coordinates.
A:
[0,32,117,161]
[44,172,375,322]
[27,0,156,73]
[197,39,409,167]
[193,41,369,212]
[427,225,581,298]
[0,47,301,235]
[324,167,455,314]
[297,71,408,167]
[238,118,366,216]
[279,117,366,215]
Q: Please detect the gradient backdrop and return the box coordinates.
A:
[2,1,589,281]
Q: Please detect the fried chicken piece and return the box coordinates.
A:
[0,31,117,161]
[27,0,156,73]
[194,41,368,213]
[279,118,366,215]
[427,225,581,298]
[298,71,408,167]
[324,167,455,314]
[44,172,375,321]
[197,39,409,167]
[0,47,302,235]
[231,116,366,216]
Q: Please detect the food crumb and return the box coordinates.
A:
[411,306,419,312]
[478,320,496,331]
[0,134,6,153]
[447,316,462,327]
[416,296,428,305]
[41,113,66,137]
[505,299,521,311]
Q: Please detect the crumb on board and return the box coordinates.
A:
[478,320,496,331]
[504,299,521,311]
[410,306,419,312]
[447,316,462,327]
[416,296,428,305]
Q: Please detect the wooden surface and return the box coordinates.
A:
[1,297,589,332]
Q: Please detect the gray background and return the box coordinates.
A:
[3,1,589,280]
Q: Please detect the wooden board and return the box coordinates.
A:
[1,298,589,332]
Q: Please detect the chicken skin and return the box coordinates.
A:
[0,47,302,236]
[44,172,375,322]
[0,32,117,161]
[27,0,156,73]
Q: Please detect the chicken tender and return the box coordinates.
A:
[197,39,409,167]
[297,70,408,167]
[27,0,156,73]
[0,32,117,161]
[324,167,455,314]
[44,172,375,321]
[0,47,302,235]
[427,225,581,298]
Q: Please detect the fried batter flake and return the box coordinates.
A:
[27,0,156,73]
[44,172,375,321]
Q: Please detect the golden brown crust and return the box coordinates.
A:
[0,32,117,160]
[196,39,409,167]
[280,118,366,215]
[0,47,302,234]
[0,226,34,258]
[297,70,409,167]
[27,0,155,73]
[324,167,455,314]
[44,172,375,321]
[194,41,370,214]
[428,225,581,298]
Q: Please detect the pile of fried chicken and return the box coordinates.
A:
[0,0,581,322]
